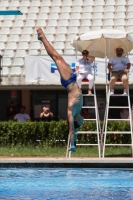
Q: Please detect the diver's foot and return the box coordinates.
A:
[68,146,76,152]
[36,27,44,41]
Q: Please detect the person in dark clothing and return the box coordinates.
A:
[40,107,53,121]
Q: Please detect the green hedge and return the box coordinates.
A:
[0,120,131,146]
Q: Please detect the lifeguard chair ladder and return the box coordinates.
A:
[102,80,133,157]
[66,79,101,158]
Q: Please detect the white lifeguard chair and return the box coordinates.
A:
[102,76,133,157]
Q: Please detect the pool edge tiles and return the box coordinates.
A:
[0,157,133,168]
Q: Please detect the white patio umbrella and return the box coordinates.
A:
[72,29,133,58]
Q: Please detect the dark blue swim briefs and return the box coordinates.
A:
[60,73,77,88]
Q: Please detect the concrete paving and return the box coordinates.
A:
[0,157,133,168]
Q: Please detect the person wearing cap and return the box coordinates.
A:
[36,27,84,152]
[107,46,131,95]
[76,50,95,95]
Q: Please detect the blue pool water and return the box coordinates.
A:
[0,168,133,200]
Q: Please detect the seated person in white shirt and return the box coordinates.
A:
[14,106,31,122]
[107,46,130,95]
[76,50,95,95]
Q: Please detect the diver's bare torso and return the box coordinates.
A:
[67,82,83,115]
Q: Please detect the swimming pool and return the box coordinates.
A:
[0,168,133,200]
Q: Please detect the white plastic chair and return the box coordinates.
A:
[104,19,114,26]
[19,7,29,14]
[46,27,57,34]
[14,20,24,28]
[93,19,103,27]
[56,34,66,42]
[2,20,13,28]
[23,28,33,35]
[20,1,31,7]
[116,6,126,12]
[127,5,133,12]
[30,42,41,50]
[116,12,126,19]
[117,0,126,5]
[53,0,62,6]
[82,13,92,20]
[84,0,94,6]
[27,14,38,20]
[0,35,8,43]
[48,20,58,27]
[127,19,133,26]
[67,34,76,41]
[127,12,133,19]
[62,6,72,13]
[0,16,5,22]
[42,0,52,7]
[54,42,65,50]
[25,20,36,27]
[12,27,22,35]
[16,14,27,21]
[116,19,126,26]
[6,42,17,50]
[68,27,79,34]
[95,6,104,13]
[65,42,75,50]
[73,0,84,6]
[0,1,9,8]
[31,1,41,7]
[29,7,39,14]
[95,0,105,6]
[18,42,29,50]
[2,57,12,67]
[29,50,39,55]
[45,34,55,42]
[105,12,114,19]
[36,19,47,27]
[93,13,103,19]
[10,67,22,85]
[105,6,115,13]
[9,35,20,42]
[0,27,11,35]
[38,13,49,20]
[71,13,81,19]
[80,26,90,34]
[127,26,133,32]
[73,6,83,13]
[128,0,133,6]
[40,7,50,13]
[41,49,47,54]
[60,13,71,20]
[81,20,92,27]
[57,27,68,34]
[106,0,115,5]
[59,20,69,27]
[51,7,61,13]
[115,26,125,31]
[12,58,24,67]
[64,49,75,55]
[83,6,93,13]
[49,13,59,20]
[91,27,103,31]
[2,67,9,76]
[63,0,73,6]
[69,20,80,27]
[16,50,27,58]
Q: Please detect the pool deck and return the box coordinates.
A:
[0,157,133,168]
